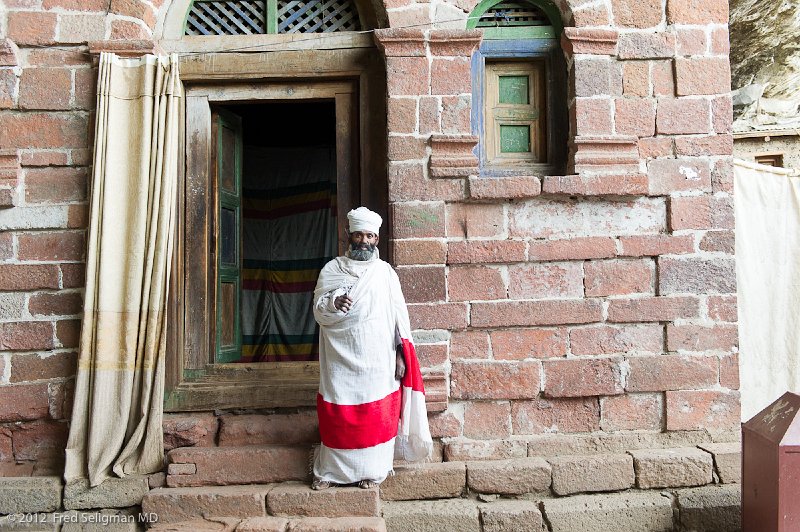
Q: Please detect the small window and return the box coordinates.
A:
[185,0,362,35]
[755,153,784,168]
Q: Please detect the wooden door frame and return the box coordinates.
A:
[165,42,387,411]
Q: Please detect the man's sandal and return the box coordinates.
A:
[358,479,378,489]
[311,478,332,490]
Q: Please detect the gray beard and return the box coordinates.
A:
[350,243,376,261]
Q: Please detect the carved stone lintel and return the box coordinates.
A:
[373,28,426,57]
[88,40,162,57]
[429,134,479,179]
[427,29,483,57]
[0,39,20,67]
[561,27,619,56]
[570,135,640,175]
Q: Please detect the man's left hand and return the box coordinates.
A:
[395,349,406,380]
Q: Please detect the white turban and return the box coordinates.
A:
[347,207,382,234]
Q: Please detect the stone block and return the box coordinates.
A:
[543,491,673,532]
[231,517,288,531]
[267,482,379,517]
[380,462,465,500]
[149,518,236,531]
[479,501,543,532]
[0,476,61,514]
[64,477,150,510]
[526,431,712,457]
[697,442,741,483]
[677,484,741,532]
[666,390,741,431]
[163,411,218,450]
[60,509,141,532]
[467,457,551,495]
[382,499,479,532]
[166,445,308,487]
[142,485,270,524]
[444,440,527,461]
[218,412,318,446]
[630,447,713,489]
[287,517,387,531]
[548,454,634,495]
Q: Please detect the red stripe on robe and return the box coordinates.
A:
[400,338,425,393]
[317,390,401,450]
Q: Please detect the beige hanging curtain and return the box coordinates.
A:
[735,159,800,421]
[65,52,182,486]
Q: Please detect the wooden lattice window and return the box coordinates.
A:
[469,0,559,39]
[185,0,362,35]
[475,1,549,28]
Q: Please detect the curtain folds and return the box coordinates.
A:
[64,52,182,486]
[735,159,800,421]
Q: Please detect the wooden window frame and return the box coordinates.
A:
[164,39,387,411]
[754,152,785,168]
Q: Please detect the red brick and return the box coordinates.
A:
[658,256,736,295]
[648,158,712,195]
[7,12,57,46]
[468,176,541,199]
[109,0,157,28]
[0,322,54,351]
[388,163,465,202]
[615,98,656,137]
[56,319,81,348]
[0,264,60,290]
[667,0,728,24]
[0,70,16,109]
[527,237,615,262]
[712,95,733,134]
[707,295,737,322]
[446,203,504,238]
[0,112,89,149]
[675,58,731,96]
[711,195,734,230]
[394,240,447,266]
[397,266,446,303]
[463,401,511,439]
[639,137,674,159]
[720,353,739,389]
[387,98,416,134]
[669,195,711,230]
[19,150,69,167]
[18,68,72,110]
[441,95,471,135]
[611,0,662,28]
[666,324,738,352]
[416,343,448,367]
[570,324,663,355]
[447,240,526,264]
[491,328,568,360]
[573,98,613,135]
[428,411,462,438]
[49,378,74,420]
[618,32,676,60]
[10,351,77,383]
[444,439,527,461]
[68,204,89,229]
[508,262,583,299]
[109,19,152,40]
[712,159,733,194]
[392,202,445,238]
[601,393,662,431]
[584,259,653,296]
[25,48,87,67]
[163,413,217,450]
[651,59,675,96]
[573,58,623,97]
[572,3,611,26]
[24,166,88,203]
[666,390,739,431]
[17,231,85,261]
[43,0,108,9]
[627,354,718,391]
[70,148,94,166]
[656,98,711,135]
[0,428,12,462]
[512,397,600,434]
[448,265,505,301]
[408,303,468,330]
[675,28,708,56]
[674,135,733,157]
[431,57,471,96]
[711,27,730,55]
[28,291,83,316]
[450,330,490,360]
[11,420,69,461]
[542,357,624,397]
[70,67,94,110]
[0,383,50,421]
[388,135,426,161]
[0,233,11,260]
[541,174,649,196]
[471,299,603,328]
[418,96,440,135]
[218,412,318,446]
[386,57,429,96]
[451,361,540,399]
[623,61,650,97]
[607,296,699,322]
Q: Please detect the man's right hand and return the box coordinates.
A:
[334,295,353,312]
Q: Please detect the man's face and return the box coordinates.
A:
[349,231,379,261]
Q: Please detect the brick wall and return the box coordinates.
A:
[0,0,737,471]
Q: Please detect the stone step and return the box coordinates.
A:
[142,482,380,524]
[166,445,310,487]
[148,516,386,532]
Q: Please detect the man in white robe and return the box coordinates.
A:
[311,207,432,490]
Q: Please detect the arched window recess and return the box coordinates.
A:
[469,0,567,176]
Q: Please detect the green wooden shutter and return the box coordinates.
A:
[214,108,243,363]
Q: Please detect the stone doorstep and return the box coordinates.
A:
[629,447,714,489]
[677,484,742,532]
[697,442,741,484]
[146,516,387,532]
[63,477,150,511]
[267,482,380,518]
[380,461,466,501]
[0,476,62,514]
